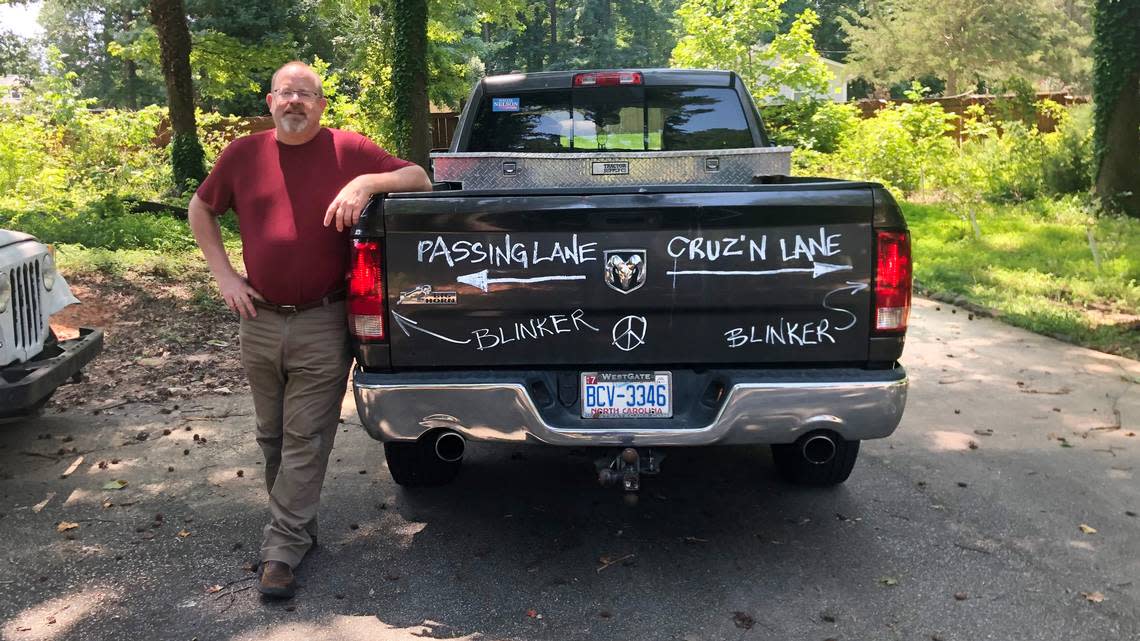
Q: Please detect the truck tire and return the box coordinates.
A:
[384,440,461,487]
[771,436,859,487]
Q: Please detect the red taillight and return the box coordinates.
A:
[874,230,911,332]
[348,240,386,341]
[573,71,643,87]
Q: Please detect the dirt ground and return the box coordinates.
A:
[46,274,247,414]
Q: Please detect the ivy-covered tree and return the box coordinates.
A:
[1092,0,1140,217]
[389,0,431,169]
[147,0,203,192]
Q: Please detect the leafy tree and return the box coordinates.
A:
[37,0,162,107]
[670,0,832,102]
[1092,0,1139,217]
[780,0,863,61]
[483,0,680,73]
[841,0,1087,95]
[0,29,41,77]
[147,0,203,191]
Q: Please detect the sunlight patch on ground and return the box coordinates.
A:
[2,588,118,641]
[926,430,978,451]
[229,615,479,641]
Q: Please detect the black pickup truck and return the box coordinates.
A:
[349,69,911,492]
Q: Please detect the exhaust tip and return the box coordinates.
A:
[434,431,465,462]
[802,434,837,465]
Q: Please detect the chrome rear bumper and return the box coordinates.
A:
[353,367,907,447]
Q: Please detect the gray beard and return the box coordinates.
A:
[278,114,308,134]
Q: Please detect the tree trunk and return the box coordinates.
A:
[148,0,204,192]
[123,58,139,110]
[527,6,545,71]
[548,0,558,47]
[944,69,959,96]
[123,8,138,110]
[391,0,431,171]
[1092,0,1140,217]
[1095,70,1140,217]
[100,8,114,105]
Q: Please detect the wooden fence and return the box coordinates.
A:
[853,92,1090,139]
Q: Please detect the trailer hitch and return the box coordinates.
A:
[597,447,664,494]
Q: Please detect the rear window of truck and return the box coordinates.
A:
[467,86,756,152]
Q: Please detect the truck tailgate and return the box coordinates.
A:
[380,186,876,368]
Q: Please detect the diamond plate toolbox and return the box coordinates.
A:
[431,147,793,190]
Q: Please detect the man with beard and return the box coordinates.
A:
[188,61,431,599]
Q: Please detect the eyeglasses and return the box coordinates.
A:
[273,89,322,102]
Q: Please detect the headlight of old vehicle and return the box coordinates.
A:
[0,271,10,313]
[42,253,57,291]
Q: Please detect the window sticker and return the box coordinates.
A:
[492,97,521,112]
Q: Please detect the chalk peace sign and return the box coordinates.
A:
[612,315,647,352]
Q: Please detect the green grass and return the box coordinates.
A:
[904,198,1140,358]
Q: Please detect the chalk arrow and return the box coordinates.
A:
[666,261,854,279]
[391,311,471,344]
[822,281,870,331]
[812,261,853,278]
[457,269,586,292]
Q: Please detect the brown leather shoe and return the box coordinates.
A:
[257,560,297,599]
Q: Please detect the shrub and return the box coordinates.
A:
[827,86,957,193]
[0,197,199,251]
[763,99,860,154]
[1041,104,1094,196]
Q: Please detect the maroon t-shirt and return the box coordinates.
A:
[196,128,415,305]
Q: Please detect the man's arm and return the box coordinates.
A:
[323,164,433,232]
[188,194,264,319]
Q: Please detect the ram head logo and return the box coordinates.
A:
[603,250,647,294]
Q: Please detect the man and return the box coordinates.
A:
[188,61,431,599]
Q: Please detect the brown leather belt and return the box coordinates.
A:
[253,289,347,314]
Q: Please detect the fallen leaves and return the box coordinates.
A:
[1078,524,1097,534]
[102,480,128,490]
[596,554,635,573]
[56,521,79,533]
[878,577,899,587]
[1081,591,1104,603]
[732,611,754,630]
[177,529,192,538]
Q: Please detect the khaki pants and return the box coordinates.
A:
[239,301,351,568]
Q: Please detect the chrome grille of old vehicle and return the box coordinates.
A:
[9,258,44,351]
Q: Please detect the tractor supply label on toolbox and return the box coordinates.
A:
[492,97,520,112]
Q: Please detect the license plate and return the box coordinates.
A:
[581,371,672,419]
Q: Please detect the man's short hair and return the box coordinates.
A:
[271,61,323,95]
